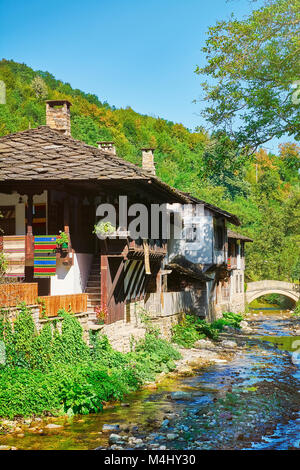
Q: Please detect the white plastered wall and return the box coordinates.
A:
[50,253,93,295]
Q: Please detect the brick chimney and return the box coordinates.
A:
[141,148,156,175]
[97,141,116,155]
[46,100,72,135]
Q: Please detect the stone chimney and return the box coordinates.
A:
[97,141,116,155]
[46,100,72,135]
[141,148,156,175]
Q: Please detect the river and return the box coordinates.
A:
[0,305,299,450]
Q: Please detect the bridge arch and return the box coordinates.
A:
[246,281,299,305]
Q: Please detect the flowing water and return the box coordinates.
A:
[0,306,299,450]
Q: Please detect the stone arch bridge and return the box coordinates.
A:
[246,280,300,305]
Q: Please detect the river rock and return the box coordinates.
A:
[294,329,300,336]
[221,340,238,348]
[109,433,126,445]
[45,423,63,429]
[170,391,193,400]
[161,419,169,427]
[194,339,214,349]
[102,424,120,432]
[166,433,178,441]
[223,325,236,333]
[0,445,11,450]
[240,321,249,328]
[177,365,193,375]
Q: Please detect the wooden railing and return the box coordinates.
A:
[128,238,167,256]
[38,293,88,318]
[0,283,38,307]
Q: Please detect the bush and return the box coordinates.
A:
[0,305,182,418]
[172,312,244,348]
[293,301,300,316]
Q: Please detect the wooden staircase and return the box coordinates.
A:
[85,256,101,328]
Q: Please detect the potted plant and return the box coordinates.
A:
[56,231,69,250]
[93,222,116,239]
[94,305,108,324]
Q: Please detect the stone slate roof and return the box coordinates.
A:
[181,192,241,226]
[227,229,253,242]
[0,126,187,202]
[165,255,212,281]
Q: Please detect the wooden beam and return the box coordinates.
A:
[27,193,33,236]
[107,258,125,305]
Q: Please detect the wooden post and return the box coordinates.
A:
[63,197,70,234]
[27,193,33,236]
[100,252,108,323]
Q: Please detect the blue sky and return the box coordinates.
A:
[1,0,281,150]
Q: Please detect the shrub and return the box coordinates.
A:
[0,305,182,418]
[293,301,300,316]
[172,312,244,348]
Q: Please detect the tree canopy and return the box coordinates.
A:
[196,0,300,149]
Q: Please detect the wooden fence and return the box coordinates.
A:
[0,282,38,307]
[38,293,88,318]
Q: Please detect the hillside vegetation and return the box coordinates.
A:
[0,59,299,282]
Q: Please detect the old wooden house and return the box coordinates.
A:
[0,100,249,348]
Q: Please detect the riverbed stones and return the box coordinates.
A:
[109,433,127,445]
[166,433,178,441]
[102,424,120,432]
[221,340,238,348]
[194,339,214,349]
[170,391,193,400]
[45,423,63,429]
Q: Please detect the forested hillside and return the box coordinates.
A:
[0,59,299,282]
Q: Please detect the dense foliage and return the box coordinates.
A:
[172,312,243,348]
[197,0,300,148]
[0,305,180,418]
[0,59,299,281]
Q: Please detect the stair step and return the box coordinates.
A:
[86,287,101,293]
[87,299,101,305]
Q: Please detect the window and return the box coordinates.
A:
[240,274,243,293]
[0,206,15,235]
[241,242,245,258]
[185,223,197,242]
[215,225,224,250]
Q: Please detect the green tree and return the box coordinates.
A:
[196,0,300,148]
